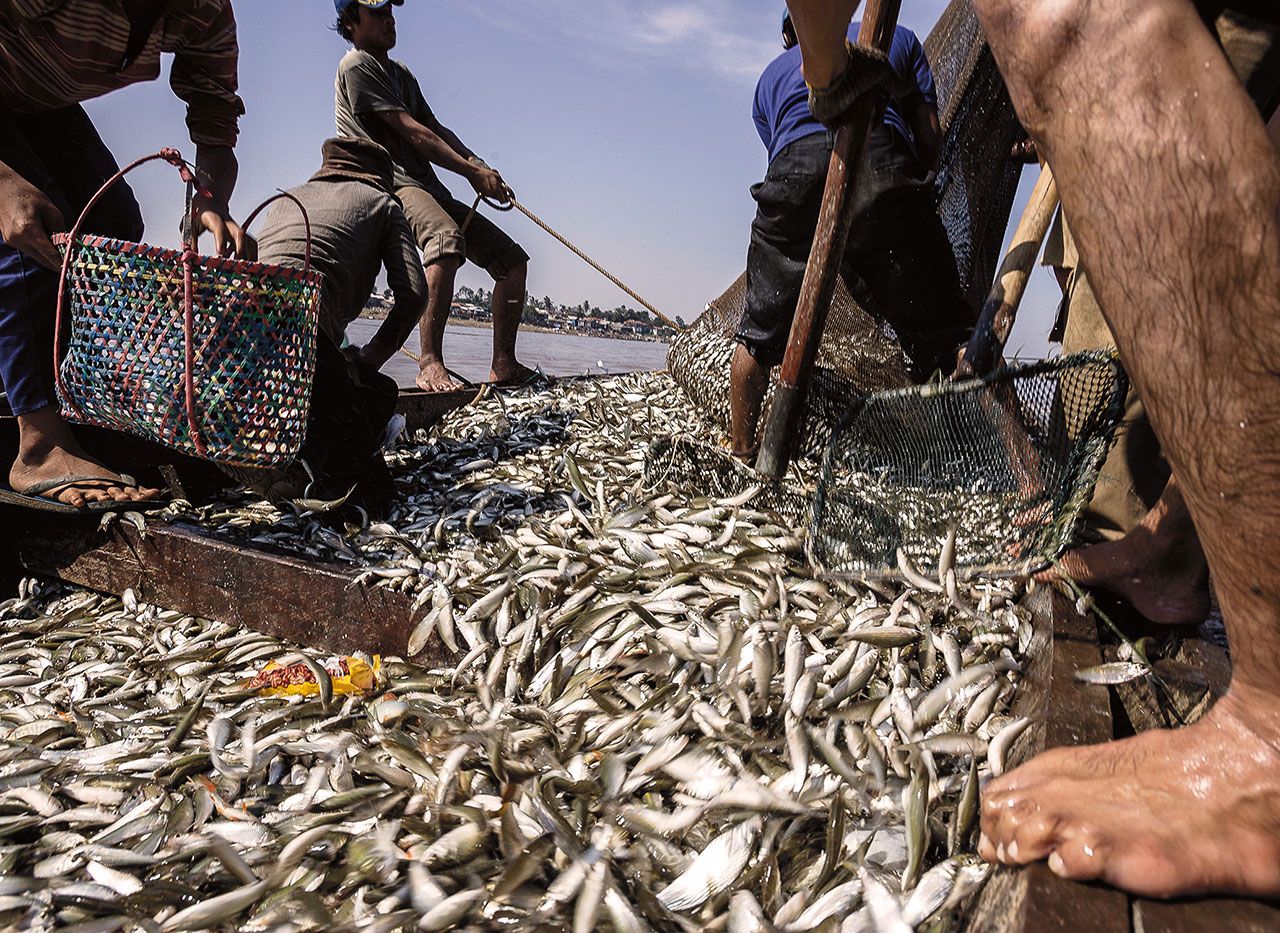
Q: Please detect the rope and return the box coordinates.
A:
[395,189,682,369]
[463,192,684,334]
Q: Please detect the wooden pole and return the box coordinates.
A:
[756,0,904,480]
[959,164,1060,377]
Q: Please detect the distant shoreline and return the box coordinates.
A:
[358,308,670,345]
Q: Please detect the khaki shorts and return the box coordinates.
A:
[397,185,529,280]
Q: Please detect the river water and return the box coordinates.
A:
[345,318,671,388]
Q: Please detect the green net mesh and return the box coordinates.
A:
[808,352,1129,579]
[666,0,1027,456]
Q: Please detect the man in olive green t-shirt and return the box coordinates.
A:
[332,0,538,392]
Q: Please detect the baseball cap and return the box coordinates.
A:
[334,0,403,14]
[782,10,797,48]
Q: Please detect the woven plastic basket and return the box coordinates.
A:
[53,149,321,468]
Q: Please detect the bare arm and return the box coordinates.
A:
[0,159,65,270]
[433,122,477,164]
[372,110,507,201]
[355,209,428,371]
[786,0,864,87]
[193,144,255,259]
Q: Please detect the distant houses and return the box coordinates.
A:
[360,286,670,342]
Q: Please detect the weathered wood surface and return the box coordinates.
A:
[396,386,479,432]
[14,516,453,664]
[965,586,1130,933]
[1112,625,1280,931]
[1133,897,1280,933]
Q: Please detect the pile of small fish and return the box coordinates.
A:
[0,373,1034,930]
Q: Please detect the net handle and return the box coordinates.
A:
[756,0,904,480]
[959,163,1060,377]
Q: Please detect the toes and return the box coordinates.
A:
[1041,549,1093,585]
[981,791,1047,863]
[978,831,998,863]
[1047,835,1108,882]
[1008,813,1063,865]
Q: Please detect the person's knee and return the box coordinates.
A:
[426,254,462,282]
[496,260,528,289]
[973,0,1093,105]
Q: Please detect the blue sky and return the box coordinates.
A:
[84,0,1057,356]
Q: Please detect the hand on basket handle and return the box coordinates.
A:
[0,161,66,270]
[192,145,257,261]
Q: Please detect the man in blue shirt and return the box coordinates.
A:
[729,13,972,460]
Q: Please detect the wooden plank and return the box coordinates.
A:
[395,386,480,432]
[1116,629,1280,930]
[1134,897,1280,933]
[965,586,1130,933]
[13,515,453,664]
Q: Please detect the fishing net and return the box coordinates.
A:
[666,274,910,460]
[809,351,1129,579]
[666,0,1027,454]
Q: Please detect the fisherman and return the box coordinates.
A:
[728,11,972,461]
[0,0,251,510]
[332,0,539,393]
[1034,4,1279,628]
[252,137,427,509]
[786,0,1280,898]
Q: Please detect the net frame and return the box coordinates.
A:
[807,351,1130,580]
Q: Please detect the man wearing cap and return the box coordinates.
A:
[728,12,973,461]
[332,0,538,393]
[0,0,251,509]
[253,137,427,509]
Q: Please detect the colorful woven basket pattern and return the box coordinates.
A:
[54,234,321,468]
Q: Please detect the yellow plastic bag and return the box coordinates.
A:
[244,655,381,697]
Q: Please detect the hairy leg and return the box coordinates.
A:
[1039,476,1211,626]
[970,0,1280,897]
[729,343,770,460]
[489,261,536,385]
[417,256,464,393]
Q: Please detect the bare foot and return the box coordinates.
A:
[978,691,1280,898]
[11,441,159,508]
[416,360,464,394]
[490,360,542,387]
[1035,532,1210,626]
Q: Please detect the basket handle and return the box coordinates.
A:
[53,148,210,422]
[240,190,314,277]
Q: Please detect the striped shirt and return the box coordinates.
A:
[0,0,243,146]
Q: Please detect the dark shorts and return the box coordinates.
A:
[397,185,529,281]
[0,105,143,416]
[737,129,975,381]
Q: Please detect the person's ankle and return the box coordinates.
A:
[1212,687,1280,748]
[15,407,77,463]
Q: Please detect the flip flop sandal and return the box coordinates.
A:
[0,474,168,514]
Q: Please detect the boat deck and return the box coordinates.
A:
[968,590,1280,932]
[3,379,1279,929]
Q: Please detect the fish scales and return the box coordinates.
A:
[0,373,1029,930]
